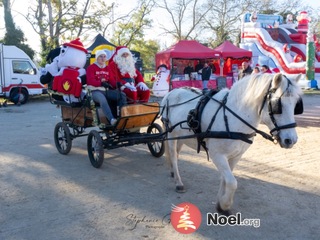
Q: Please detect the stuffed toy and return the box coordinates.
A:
[51,38,88,103]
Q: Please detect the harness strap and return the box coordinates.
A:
[164,131,256,144]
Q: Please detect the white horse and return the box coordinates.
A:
[160,73,302,215]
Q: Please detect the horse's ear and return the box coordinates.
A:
[272,73,282,89]
[294,73,302,83]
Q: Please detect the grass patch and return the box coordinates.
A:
[302,89,320,95]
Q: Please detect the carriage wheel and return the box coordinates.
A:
[54,122,72,155]
[87,130,104,168]
[147,123,165,158]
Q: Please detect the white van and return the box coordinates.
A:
[0,44,46,104]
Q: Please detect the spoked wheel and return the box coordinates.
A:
[147,123,165,158]
[87,130,104,168]
[54,122,72,154]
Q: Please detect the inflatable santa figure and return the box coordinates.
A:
[52,38,87,103]
[107,46,150,104]
[151,64,170,97]
[296,11,311,34]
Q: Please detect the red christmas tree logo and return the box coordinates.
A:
[170,202,202,234]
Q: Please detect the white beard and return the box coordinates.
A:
[114,53,137,78]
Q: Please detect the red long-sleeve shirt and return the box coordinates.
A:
[86,63,110,87]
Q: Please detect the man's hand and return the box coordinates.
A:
[137,82,149,91]
[122,82,136,91]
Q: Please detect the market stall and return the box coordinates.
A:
[213,41,252,79]
[155,40,220,90]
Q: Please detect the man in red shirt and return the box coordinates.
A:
[107,46,150,104]
[86,50,127,125]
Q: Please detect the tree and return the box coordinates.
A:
[1,0,35,59]
[111,0,155,46]
[25,0,119,65]
[132,39,160,71]
[156,0,213,41]
[110,0,158,71]
[203,0,258,47]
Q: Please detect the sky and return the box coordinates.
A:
[0,0,319,59]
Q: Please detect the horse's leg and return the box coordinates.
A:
[166,138,185,193]
[213,154,237,215]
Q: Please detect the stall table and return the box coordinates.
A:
[171,77,233,90]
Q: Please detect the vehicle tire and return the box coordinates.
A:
[87,130,104,168]
[147,123,165,158]
[54,122,72,154]
[10,88,29,105]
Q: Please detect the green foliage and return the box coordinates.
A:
[131,39,160,71]
[1,0,35,59]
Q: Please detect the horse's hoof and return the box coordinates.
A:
[216,202,232,216]
[175,186,186,193]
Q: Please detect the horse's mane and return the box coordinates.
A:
[230,74,302,112]
[230,74,272,111]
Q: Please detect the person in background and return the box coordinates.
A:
[86,50,127,125]
[183,62,194,79]
[170,64,179,79]
[261,65,272,73]
[238,61,253,79]
[252,66,260,74]
[201,62,212,91]
[195,60,204,73]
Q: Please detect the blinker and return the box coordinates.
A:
[269,96,303,115]
[294,97,303,115]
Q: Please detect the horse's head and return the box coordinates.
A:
[260,73,303,148]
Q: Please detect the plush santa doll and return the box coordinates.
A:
[107,46,150,104]
[52,38,88,103]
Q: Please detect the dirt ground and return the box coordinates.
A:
[0,93,319,240]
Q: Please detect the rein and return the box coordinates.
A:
[163,81,297,146]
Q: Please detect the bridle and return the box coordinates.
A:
[259,76,303,141]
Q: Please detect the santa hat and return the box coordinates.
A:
[95,50,106,60]
[63,38,88,54]
[114,46,131,57]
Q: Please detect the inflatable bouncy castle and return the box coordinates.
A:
[240,11,319,88]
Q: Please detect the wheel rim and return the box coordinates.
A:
[54,122,72,154]
[91,135,101,162]
[147,123,164,157]
[57,127,68,151]
[149,127,162,152]
[87,130,104,168]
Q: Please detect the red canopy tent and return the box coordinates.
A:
[213,41,252,75]
[155,40,220,69]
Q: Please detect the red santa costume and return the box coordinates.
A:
[107,46,150,103]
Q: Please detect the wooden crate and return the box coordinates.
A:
[61,106,93,127]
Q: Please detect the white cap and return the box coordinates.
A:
[95,50,106,60]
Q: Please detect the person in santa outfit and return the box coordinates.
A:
[86,50,127,125]
[107,46,150,104]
